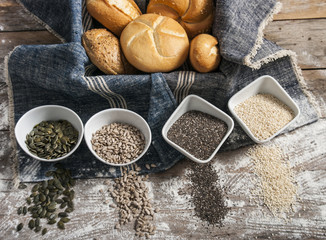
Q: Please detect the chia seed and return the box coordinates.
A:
[167,110,228,160]
[187,161,230,226]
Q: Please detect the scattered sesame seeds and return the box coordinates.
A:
[247,145,298,219]
[234,93,295,140]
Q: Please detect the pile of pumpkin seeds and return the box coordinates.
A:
[105,165,158,238]
[16,163,76,235]
[25,120,79,159]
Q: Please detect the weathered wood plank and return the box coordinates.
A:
[265,19,326,69]
[275,0,326,20]
[0,82,9,131]
[0,31,61,63]
[0,130,14,180]
[0,0,44,31]
[303,70,326,118]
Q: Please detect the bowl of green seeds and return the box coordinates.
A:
[15,105,84,162]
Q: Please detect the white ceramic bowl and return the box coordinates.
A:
[84,108,152,167]
[15,105,84,162]
[228,75,300,143]
[162,95,234,163]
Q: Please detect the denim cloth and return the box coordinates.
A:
[8,0,318,181]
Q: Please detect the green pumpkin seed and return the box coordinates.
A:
[32,212,39,218]
[28,219,35,229]
[23,206,27,215]
[65,207,74,213]
[26,197,32,204]
[39,193,46,202]
[40,209,47,218]
[18,183,27,189]
[35,218,40,227]
[42,228,48,235]
[48,219,56,225]
[60,217,70,223]
[58,212,68,218]
[57,221,65,230]
[32,184,39,192]
[60,202,67,209]
[16,223,23,231]
[55,198,64,204]
[17,207,22,215]
[47,202,56,210]
[48,213,56,220]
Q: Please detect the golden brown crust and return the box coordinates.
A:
[189,34,221,73]
[120,14,189,73]
[82,28,134,75]
[147,0,214,39]
[86,0,141,36]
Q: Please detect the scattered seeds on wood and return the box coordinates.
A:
[247,145,298,219]
[187,161,229,226]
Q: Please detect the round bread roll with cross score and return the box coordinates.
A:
[189,33,221,73]
[86,0,141,36]
[146,0,215,39]
[120,13,190,73]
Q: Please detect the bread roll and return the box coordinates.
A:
[82,28,135,75]
[189,34,221,73]
[120,14,189,73]
[147,0,214,39]
[86,0,141,36]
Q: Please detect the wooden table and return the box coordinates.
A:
[1,0,326,239]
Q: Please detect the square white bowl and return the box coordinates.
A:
[228,75,300,143]
[162,95,234,163]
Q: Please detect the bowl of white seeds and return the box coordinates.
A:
[84,108,152,166]
[228,75,300,143]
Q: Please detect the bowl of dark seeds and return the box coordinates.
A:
[84,108,152,166]
[15,105,84,162]
[162,95,234,163]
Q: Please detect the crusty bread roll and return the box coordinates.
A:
[86,0,141,36]
[189,34,221,73]
[147,0,214,39]
[82,28,136,75]
[120,14,189,73]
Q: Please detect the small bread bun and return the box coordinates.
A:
[147,0,214,39]
[120,14,189,73]
[189,34,221,73]
[86,0,141,36]
[82,28,135,75]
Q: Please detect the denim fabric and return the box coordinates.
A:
[8,0,318,181]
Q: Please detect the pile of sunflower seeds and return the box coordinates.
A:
[91,122,145,164]
[187,161,229,226]
[16,163,76,235]
[105,165,158,238]
[25,120,79,160]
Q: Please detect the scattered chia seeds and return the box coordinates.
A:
[167,111,228,160]
[187,162,229,226]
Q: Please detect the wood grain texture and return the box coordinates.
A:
[265,19,326,69]
[0,0,44,31]
[275,0,326,20]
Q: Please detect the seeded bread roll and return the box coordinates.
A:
[120,14,189,73]
[189,34,221,73]
[82,28,135,75]
[146,0,214,39]
[86,0,141,36]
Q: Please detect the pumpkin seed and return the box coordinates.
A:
[48,219,56,225]
[57,221,65,229]
[60,202,67,209]
[18,183,27,189]
[28,219,35,229]
[48,213,56,220]
[65,207,74,213]
[42,228,48,235]
[60,217,70,223]
[17,207,22,215]
[26,197,32,204]
[23,206,27,215]
[58,212,68,218]
[35,218,40,227]
[40,209,47,218]
[32,184,39,192]
[16,223,23,231]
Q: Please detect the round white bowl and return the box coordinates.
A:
[84,108,152,167]
[15,105,84,162]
